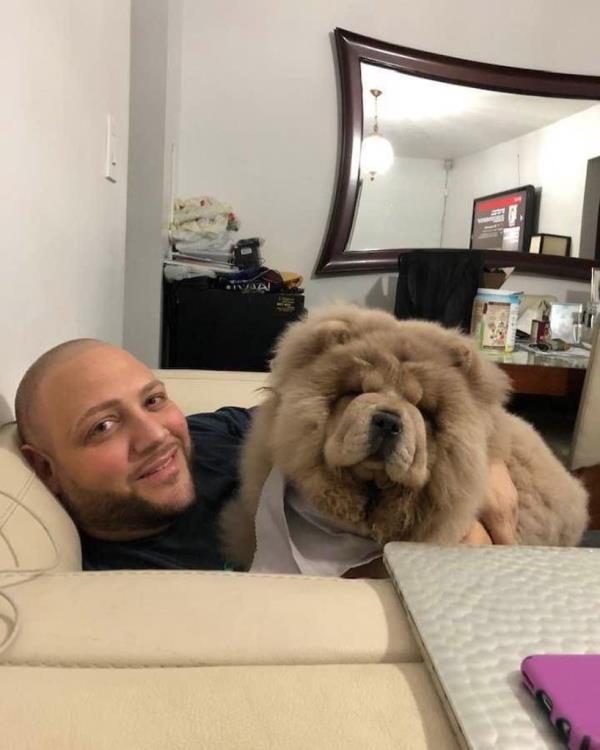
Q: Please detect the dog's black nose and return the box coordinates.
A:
[370,411,402,458]
[371,411,401,437]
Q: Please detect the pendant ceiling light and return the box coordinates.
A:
[361,88,394,181]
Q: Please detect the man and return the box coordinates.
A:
[15,339,517,572]
[15,338,250,570]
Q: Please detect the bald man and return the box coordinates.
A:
[15,340,518,572]
[15,339,251,570]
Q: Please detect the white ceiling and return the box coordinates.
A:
[361,63,597,161]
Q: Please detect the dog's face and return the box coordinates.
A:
[264,305,510,544]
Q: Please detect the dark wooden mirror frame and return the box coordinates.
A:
[315,28,600,280]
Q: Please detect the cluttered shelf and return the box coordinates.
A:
[161,197,305,371]
[472,264,599,397]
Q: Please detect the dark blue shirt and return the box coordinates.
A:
[81,407,252,570]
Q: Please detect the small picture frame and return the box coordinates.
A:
[529,233,571,257]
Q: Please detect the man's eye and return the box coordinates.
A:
[146,392,167,408]
[89,419,114,438]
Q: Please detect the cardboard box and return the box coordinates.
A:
[481,270,507,289]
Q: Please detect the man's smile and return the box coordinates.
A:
[134,446,181,484]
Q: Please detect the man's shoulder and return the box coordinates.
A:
[187,407,253,477]
[186,406,253,438]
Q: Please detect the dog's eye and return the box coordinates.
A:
[332,390,362,404]
[419,404,438,429]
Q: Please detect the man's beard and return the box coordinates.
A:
[58,454,196,537]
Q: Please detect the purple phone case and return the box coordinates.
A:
[521,654,600,750]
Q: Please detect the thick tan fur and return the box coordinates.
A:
[219,304,589,569]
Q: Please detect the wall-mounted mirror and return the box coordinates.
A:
[316,28,600,280]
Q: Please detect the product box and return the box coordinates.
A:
[470,288,521,352]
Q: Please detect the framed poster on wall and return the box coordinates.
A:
[470,185,536,253]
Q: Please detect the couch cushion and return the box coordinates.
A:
[1,570,419,667]
[0,663,458,750]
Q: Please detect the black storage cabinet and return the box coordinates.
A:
[162,280,305,371]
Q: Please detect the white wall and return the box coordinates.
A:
[176,0,600,313]
[443,104,600,258]
[349,158,446,251]
[0,0,131,422]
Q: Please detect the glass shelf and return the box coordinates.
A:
[482,344,590,370]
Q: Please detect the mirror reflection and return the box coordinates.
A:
[348,62,600,260]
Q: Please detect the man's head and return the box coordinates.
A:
[15,340,194,540]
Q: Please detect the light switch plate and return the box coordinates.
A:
[104,114,117,182]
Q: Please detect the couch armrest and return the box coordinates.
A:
[0,423,81,573]
[1,571,419,667]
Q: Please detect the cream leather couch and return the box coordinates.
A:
[0,370,457,749]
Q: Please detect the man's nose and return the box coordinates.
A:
[130,411,169,453]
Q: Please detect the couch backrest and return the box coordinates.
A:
[0,369,268,574]
[155,369,268,414]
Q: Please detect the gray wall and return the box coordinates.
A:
[123,0,180,366]
[580,156,600,260]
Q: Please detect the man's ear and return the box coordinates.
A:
[20,444,60,495]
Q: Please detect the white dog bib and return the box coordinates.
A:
[250,467,382,576]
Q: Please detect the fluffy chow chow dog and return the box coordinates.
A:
[219,304,588,570]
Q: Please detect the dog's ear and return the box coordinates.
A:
[449,341,473,372]
[448,335,511,406]
[270,317,352,385]
[310,320,352,351]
